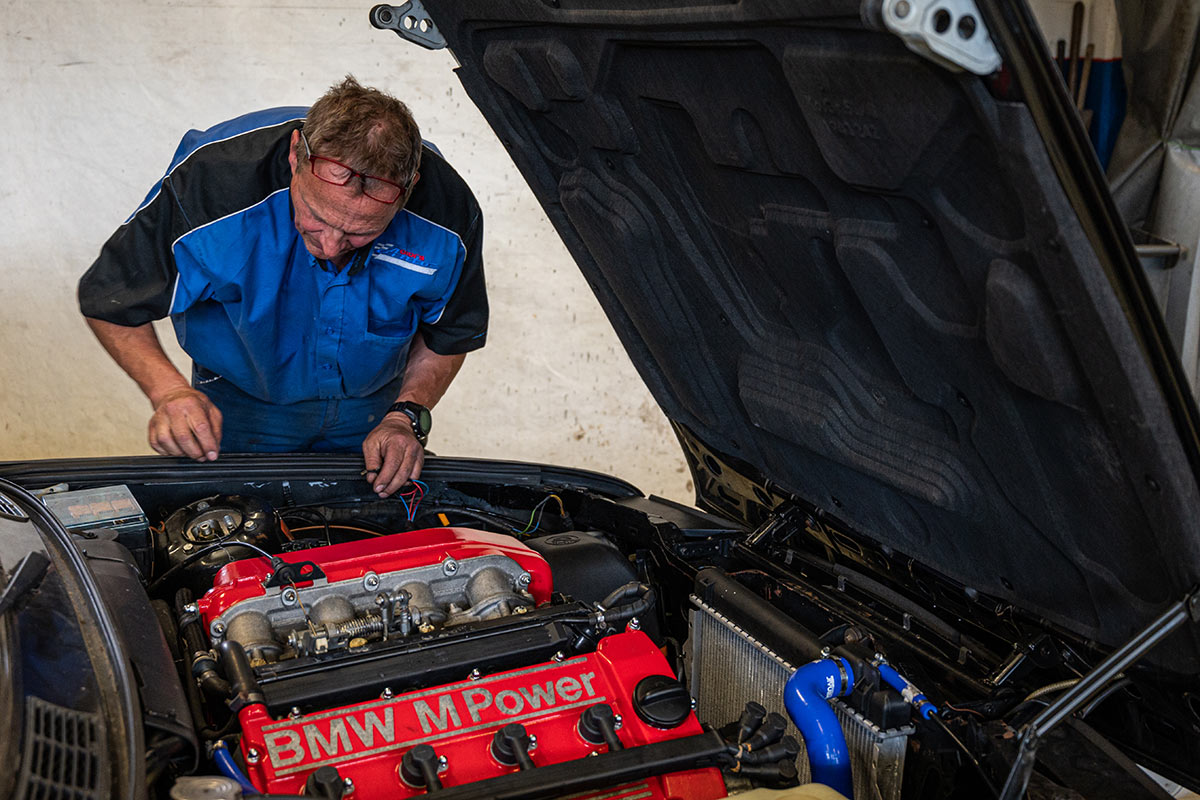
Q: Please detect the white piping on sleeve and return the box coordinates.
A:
[167,273,183,315]
[123,116,305,227]
[168,187,291,311]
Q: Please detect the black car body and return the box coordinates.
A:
[3,1,1199,798]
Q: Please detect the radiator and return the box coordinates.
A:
[686,596,912,800]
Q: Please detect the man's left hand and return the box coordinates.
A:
[362,415,424,498]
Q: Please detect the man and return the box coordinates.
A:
[78,77,487,498]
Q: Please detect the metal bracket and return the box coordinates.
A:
[262,558,325,589]
[369,2,446,51]
[879,0,1001,76]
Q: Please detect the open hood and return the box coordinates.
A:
[416,0,1200,670]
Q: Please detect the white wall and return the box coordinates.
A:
[0,0,694,503]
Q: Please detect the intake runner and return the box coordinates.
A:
[197,528,553,662]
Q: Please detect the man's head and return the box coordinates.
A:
[289,76,423,266]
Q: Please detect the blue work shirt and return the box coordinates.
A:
[80,108,488,405]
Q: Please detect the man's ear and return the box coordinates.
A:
[288,130,300,175]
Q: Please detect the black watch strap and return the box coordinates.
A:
[387,401,431,446]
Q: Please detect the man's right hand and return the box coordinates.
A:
[84,319,225,462]
[149,387,223,461]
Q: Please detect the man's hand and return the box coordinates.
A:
[149,387,223,461]
[362,414,424,497]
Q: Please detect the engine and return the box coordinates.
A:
[180,519,730,799]
[197,528,554,663]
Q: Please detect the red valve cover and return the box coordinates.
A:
[237,631,726,799]
[197,527,554,623]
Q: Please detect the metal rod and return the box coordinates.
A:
[1077,42,1094,110]
[1067,2,1084,99]
[998,590,1197,800]
[1032,598,1191,737]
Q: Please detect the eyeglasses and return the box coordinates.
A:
[300,131,410,204]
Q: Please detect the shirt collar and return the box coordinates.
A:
[315,246,371,276]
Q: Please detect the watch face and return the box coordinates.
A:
[415,406,432,435]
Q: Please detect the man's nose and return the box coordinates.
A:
[318,228,347,255]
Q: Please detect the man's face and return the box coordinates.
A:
[288,131,400,267]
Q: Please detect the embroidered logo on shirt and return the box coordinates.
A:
[372,242,437,275]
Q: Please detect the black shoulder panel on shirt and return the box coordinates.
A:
[79,120,299,326]
[408,146,490,355]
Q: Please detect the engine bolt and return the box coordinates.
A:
[343,778,355,794]
[381,687,394,700]
[552,651,565,662]
[438,755,448,771]
[281,587,298,607]
[442,557,459,576]
[614,714,623,730]
[516,572,532,588]
[209,620,226,639]
[469,668,482,680]
[627,617,641,631]
[363,571,381,591]
[514,606,528,615]
[245,518,257,531]
[821,646,832,658]
[197,500,210,510]
[183,542,194,552]
[418,623,435,634]
[290,707,302,719]
[246,747,261,764]
[183,602,198,614]
[528,734,538,750]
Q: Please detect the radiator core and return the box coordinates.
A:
[686,596,911,800]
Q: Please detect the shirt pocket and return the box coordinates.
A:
[366,252,450,338]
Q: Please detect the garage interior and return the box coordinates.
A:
[1,0,693,502]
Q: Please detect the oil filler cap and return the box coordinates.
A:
[632,675,691,729]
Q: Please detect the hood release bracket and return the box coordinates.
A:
[869,0,1002,76]
[369,1,446,50]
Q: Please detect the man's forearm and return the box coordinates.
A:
[394,332,467,408]
[86,317,190,406]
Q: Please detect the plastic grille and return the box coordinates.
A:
[15,695,109,800]
[0,491,28,521]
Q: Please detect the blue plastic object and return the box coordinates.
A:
[876,661,938,720]
[783,658,856,798]
[213,741,259,795]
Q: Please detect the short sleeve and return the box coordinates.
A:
[419,208,488,355]
[78,178,192,325]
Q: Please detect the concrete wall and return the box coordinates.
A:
[1,0,694,503]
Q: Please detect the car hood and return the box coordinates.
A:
[420,0,1200,669]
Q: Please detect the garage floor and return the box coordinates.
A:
[1,0,693,502]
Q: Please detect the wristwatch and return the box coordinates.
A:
[386,401,432,446]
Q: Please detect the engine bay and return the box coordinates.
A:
[10,457,1198,800]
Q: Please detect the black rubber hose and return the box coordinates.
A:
[175,588,232,698]
[174,589,208,654]
[599,582,647,608]
[694,568,826,665]
[216,640,263,705]
[599,582,656,626]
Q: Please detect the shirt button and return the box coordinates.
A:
[325,327,335,335]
